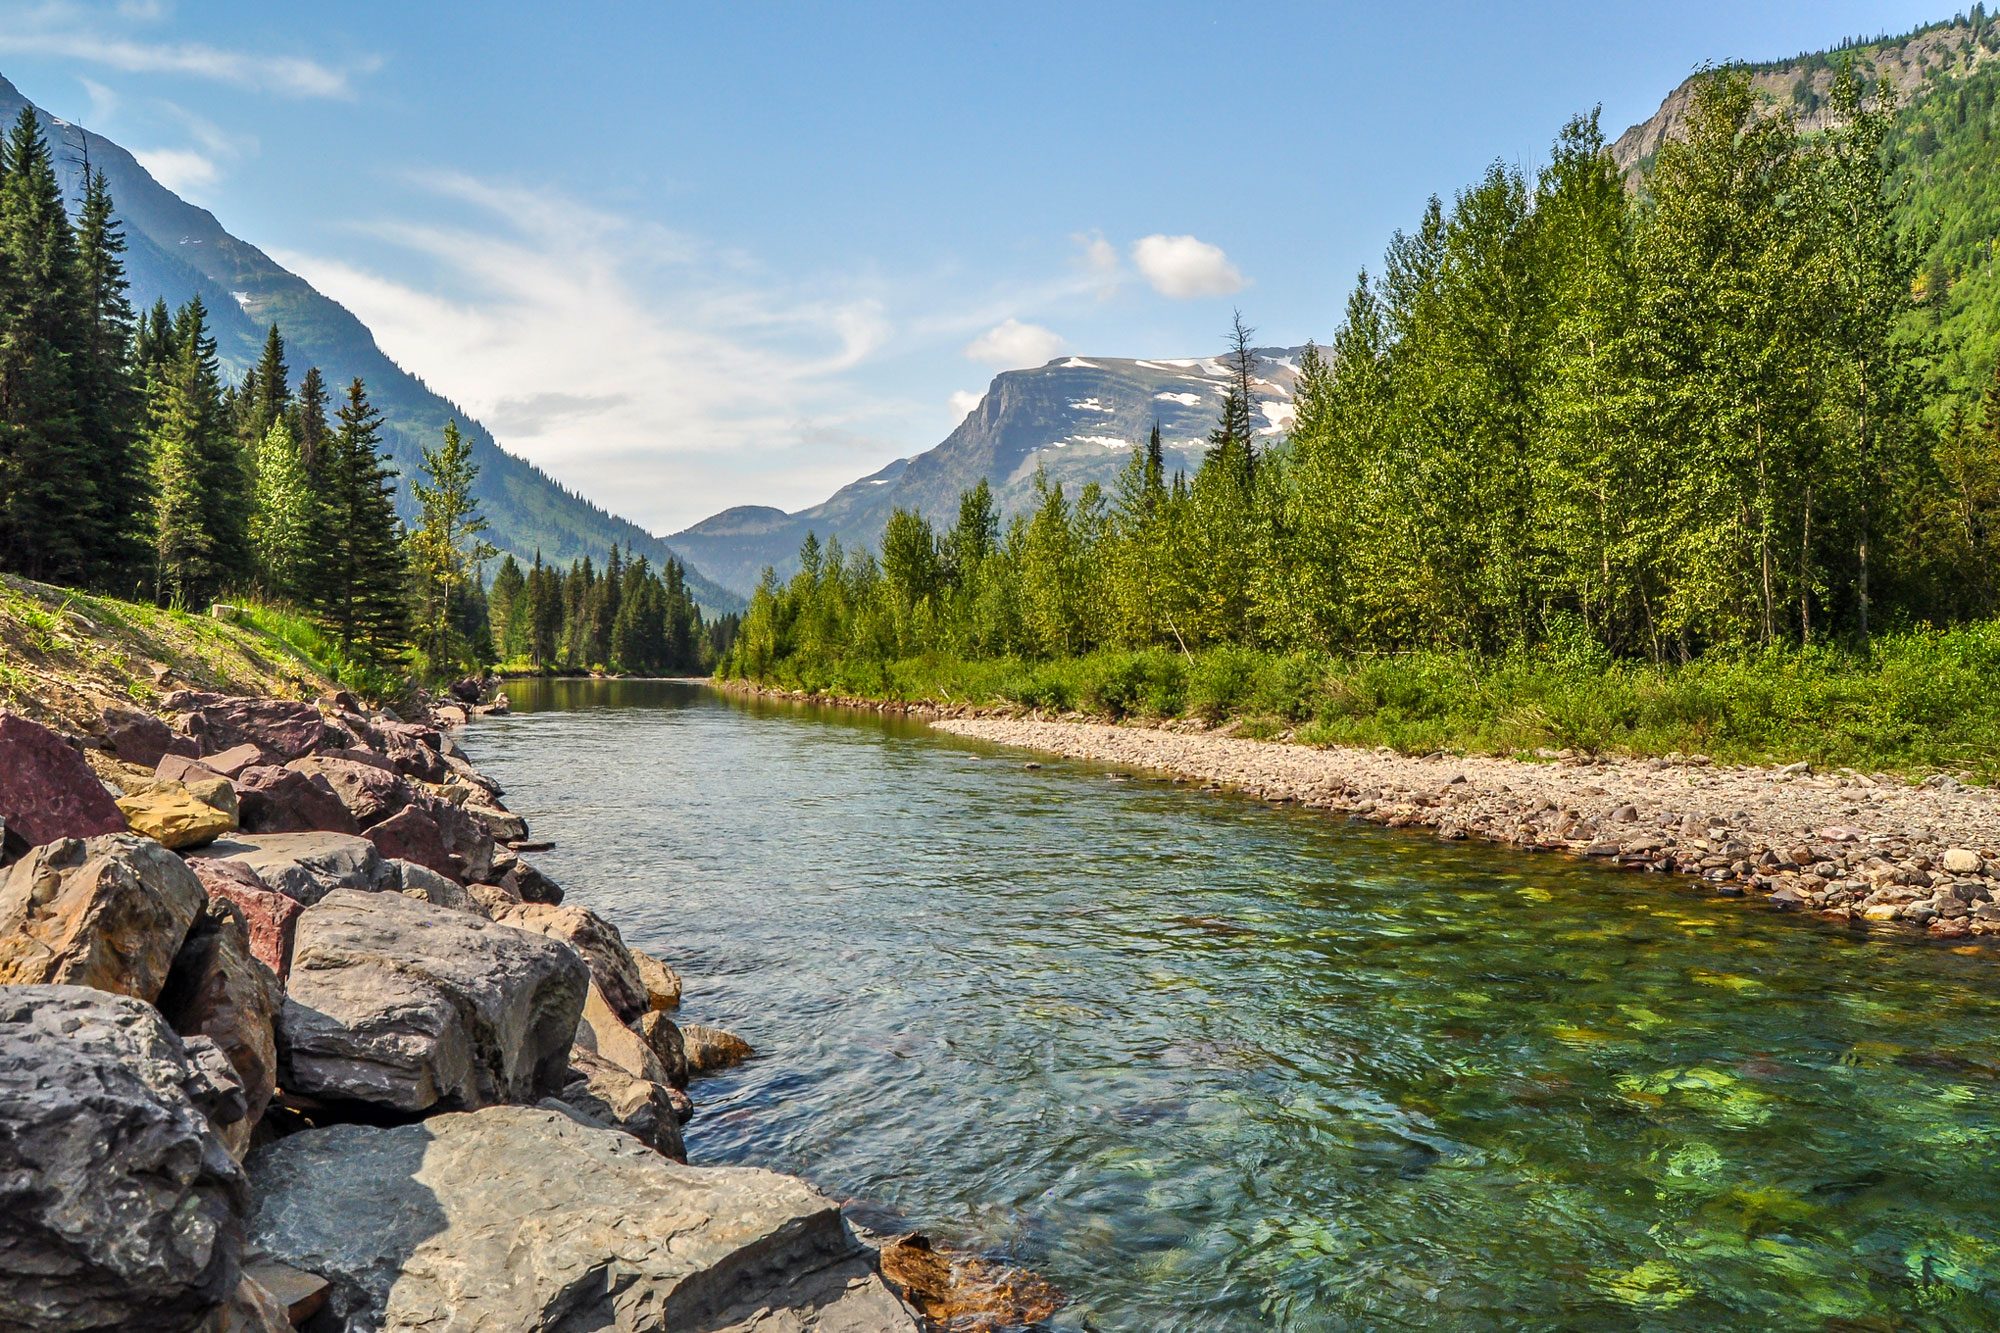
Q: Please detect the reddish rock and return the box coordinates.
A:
[359,719,448,782]
[364,806,458,881]
[99,705,195,768]
[236,767,359,836]
[424,796,495,882]
[155,754,228,786]
[285,756,413,828]
[190,858,303,978]
[198,743,275,779]
[178,697,357,763]
[318,746,397,774]
[0,713,128,848]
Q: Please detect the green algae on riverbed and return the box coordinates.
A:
[465,679,2000,1329]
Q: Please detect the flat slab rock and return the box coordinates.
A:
[246,1105,918,1332]
[190,831,394,905]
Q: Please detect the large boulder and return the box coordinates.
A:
[191,831,393,905]
[490,899,648,1021]
[560,1046,688,1159]
[0,834,205,1001]
[245,1107,919,1332]
[355,718,448,783]
[463,800,528,843]
[573,981,672,1085]
[157,898,285,1160]
[235,765,360,835]
[100,703,197,768]
[0,712,128,849]
[682,1024,757,1077]
[0,986,247,1330]
[285,755,413,828]
[389,857,488,916]
[635,1010,690,1090]
[278,889,588,1113]
[362,805,457,882]
[177,697,357,763]
[633,947,683,1010]
[115,778,237,850]
[190,858,305,979]
[498,855,565,905]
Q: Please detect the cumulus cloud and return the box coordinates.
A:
[949,388,985,420]
[131,145,217,194]
[1131,233,1245,298]
[963,318,1065,369]
[0,4,377,99]
[271,172,904,531]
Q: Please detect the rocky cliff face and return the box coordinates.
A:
[671,348,1310,595]
[1610,17,2000,176]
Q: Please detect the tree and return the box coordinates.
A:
[247,324,291,445]
[290,365,331,477]
[73,169,147,590]
[307,379,406,665]
[407,419,495,673]
[249,418,313,599]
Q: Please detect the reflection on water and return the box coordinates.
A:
[463,678,2000,1329]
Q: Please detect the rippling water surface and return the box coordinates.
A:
[461,679,2000,1329]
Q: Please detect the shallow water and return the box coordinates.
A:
[462,679,2000,1330]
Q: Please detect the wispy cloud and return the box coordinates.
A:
[271,173,908,532]
[0,2,378,99]
[131,144,216,193]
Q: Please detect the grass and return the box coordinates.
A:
[726,623,2000,779]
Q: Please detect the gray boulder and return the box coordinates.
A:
[0,986,246,1331]
[157,898,285,1160]
[245,1106,918,1332]
[489,899,649,1021]
[561,1045,688,1159]
[190,831,393,905]
[278,890,587,1113]
[0,833,205,1001]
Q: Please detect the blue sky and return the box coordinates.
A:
[0,0,1952,532]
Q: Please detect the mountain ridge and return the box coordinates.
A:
[0,74,741,613]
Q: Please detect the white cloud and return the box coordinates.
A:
[76,75,118,124]
[270,172,905,533]
[963,318,1064,369]
[0,5,377,99]
[949,389,984,420]
[131,145,216,194]
[1131,233,1245,298]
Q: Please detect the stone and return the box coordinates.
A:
[362,804,458,881]
[633,947,684,1010]
[244,1107,918,1332]
[285,754,413,827]
[279,889,588,1113]
[464,800,528,843]
[0,833,205,1001]
[356,718,448,783]
[466,881,523,916]
[0,986,246,1330]
[449,675,483,705]
[241,1256,330,1327]
[490,899,649,1021]
[561,1045,687,1159]
[157,898,285,1160]
[219,1275,293,1332]
[158,752,229,785]
[390,857,488,916]
[573,980,672,1084]
[0,711,129,849]
[191,858,305,979]
[116,778,237,849]
[101,703,196,768]
[178,696,357,763]
[499,855,566,905]
[636,1009,690,1090]
[682,1023,756,1076]
[191,831,393,905]
[872,1232,1064,1332]
[427,795,496,883]
[197,743,278,779]
[1942,847,1985,875]
[235,764,360,835]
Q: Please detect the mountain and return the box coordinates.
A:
[671,350,1309,595]
[0,75,740,613]
[1608,12,2000,393]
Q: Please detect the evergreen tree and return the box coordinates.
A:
[249,418,313,599]
[407,419,494,672]
[308,379,406,664]
[73,169,147,589]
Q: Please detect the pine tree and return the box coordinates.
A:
[407,419,493,673]
[248,324,290,444]
[249,418,313,599]
[308,379,406,664]
[148,346,215,608]
[290,365,331,477]
[73,169,147,590]
[161,297,250,586]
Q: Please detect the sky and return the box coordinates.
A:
[0,0,1955,534]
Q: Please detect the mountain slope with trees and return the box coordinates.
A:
[0,73,738,613]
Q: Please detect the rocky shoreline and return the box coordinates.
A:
[930,714,2000,944]
[0,681,956,1330]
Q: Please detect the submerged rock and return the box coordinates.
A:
[0,986,246,1331]
[278,889,587,1113]
[682,1023,756,1076]
[245,1106,918,1332]
[633,947,684,1010]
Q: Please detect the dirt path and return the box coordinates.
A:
[933,716,2000,941]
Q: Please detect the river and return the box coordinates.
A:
[461,678,2000,1329]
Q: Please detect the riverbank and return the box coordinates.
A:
[933,714,2000,942]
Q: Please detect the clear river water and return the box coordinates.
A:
[460,678,2000,1330]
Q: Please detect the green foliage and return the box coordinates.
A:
[407,419,496,677]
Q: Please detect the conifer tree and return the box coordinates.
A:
[249,418,313,598]
[308,379,406,664]
[74,169,147,589]
[408,419,494,672]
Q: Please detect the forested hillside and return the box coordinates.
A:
[0,74,738,612]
